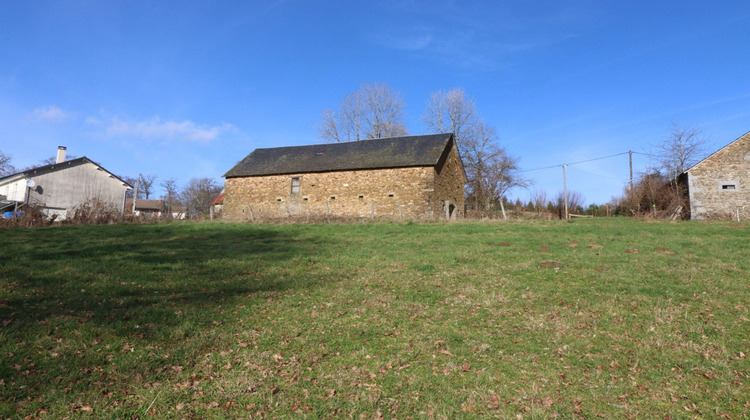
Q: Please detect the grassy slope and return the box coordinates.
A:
[0,219,748,418]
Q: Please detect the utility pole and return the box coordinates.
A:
[563,164,569,220]
[629,150,633,190]
[132,178,139,213]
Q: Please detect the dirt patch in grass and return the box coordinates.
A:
[567,242,579,248]
[625,249,640,254]
[538,261,561,268]
[498,242,513,246]
[539,246,550,252]
[587,244,603,249]
[725,224,747,229]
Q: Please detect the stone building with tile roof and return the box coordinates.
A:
[223,133,466,221]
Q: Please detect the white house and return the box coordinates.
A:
[0,147,132,220]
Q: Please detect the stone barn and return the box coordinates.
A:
[223,133,466,221]
[682,130,750,220]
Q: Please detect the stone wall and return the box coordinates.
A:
[431,143,466,219]
[224,160,465,221]
[687,132,750,220]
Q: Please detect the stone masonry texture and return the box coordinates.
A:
[224,144,466,221]
[686,131,750,220]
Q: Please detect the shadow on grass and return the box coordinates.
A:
[1,223,336,414]
[0,223,325,341]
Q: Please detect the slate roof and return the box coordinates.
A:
[0,157,133,188]
[224,133,456,178]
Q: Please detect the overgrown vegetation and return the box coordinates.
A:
[1,220,748,418]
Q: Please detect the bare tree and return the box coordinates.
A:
[20,153,80,171]
[422,88,477,148]
[138,173,157,199]
[0,150,16,176]
[120,176,141,199]
[658,123,709,180]
[181,177,223,217]
[530,189,548,214]
[160,178,180,215]
[318,82,408,142]
[462,121,529,218]
[37,154,77,166]
[616,170,686,218]
[423,88,529,216]
[555,191,585,218]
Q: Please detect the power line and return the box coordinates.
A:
[517,163,561,173]
[564,151,629,166]
[567,165,628,181]
[518,151,630,173]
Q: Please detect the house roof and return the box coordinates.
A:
[224,133,458,178]
[212,192,225,205]
[125,198,164,211]
[684,130,750,173]
[0,157,133,189]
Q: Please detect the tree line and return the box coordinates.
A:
[318,82,528,217]
[121,174,222,218]
[610,124,708,219]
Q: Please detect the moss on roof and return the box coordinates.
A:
[224,133,455,178]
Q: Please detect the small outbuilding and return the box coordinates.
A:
[125,198,166,217]
[682,131,750,220]
[223,133,466,221]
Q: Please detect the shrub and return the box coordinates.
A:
[0,205,50,228]
[65,199,124,225]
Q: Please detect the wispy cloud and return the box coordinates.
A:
[32,105,74,123]
[376,33,433,51]
[372,4,586,72]
[91,116,236,142]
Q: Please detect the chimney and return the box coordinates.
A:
[56,146,66,164]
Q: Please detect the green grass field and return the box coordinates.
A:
[1,219,748,418]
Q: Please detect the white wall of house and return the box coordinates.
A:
[26,161,128,211]
[0,177,28,202]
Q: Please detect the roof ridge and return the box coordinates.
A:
[685,130,750,173]
[224,133,455,178]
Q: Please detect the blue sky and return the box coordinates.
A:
[2,1,749,205]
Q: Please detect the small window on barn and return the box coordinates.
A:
[303,196,309,201]
[387,193,395,198]
[722,184,736,190]
[358,194,364,199]
[276,197,283,202]
[291,177,300,194]
[330,196,336,200]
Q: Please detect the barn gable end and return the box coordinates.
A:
[684,131,750,220]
